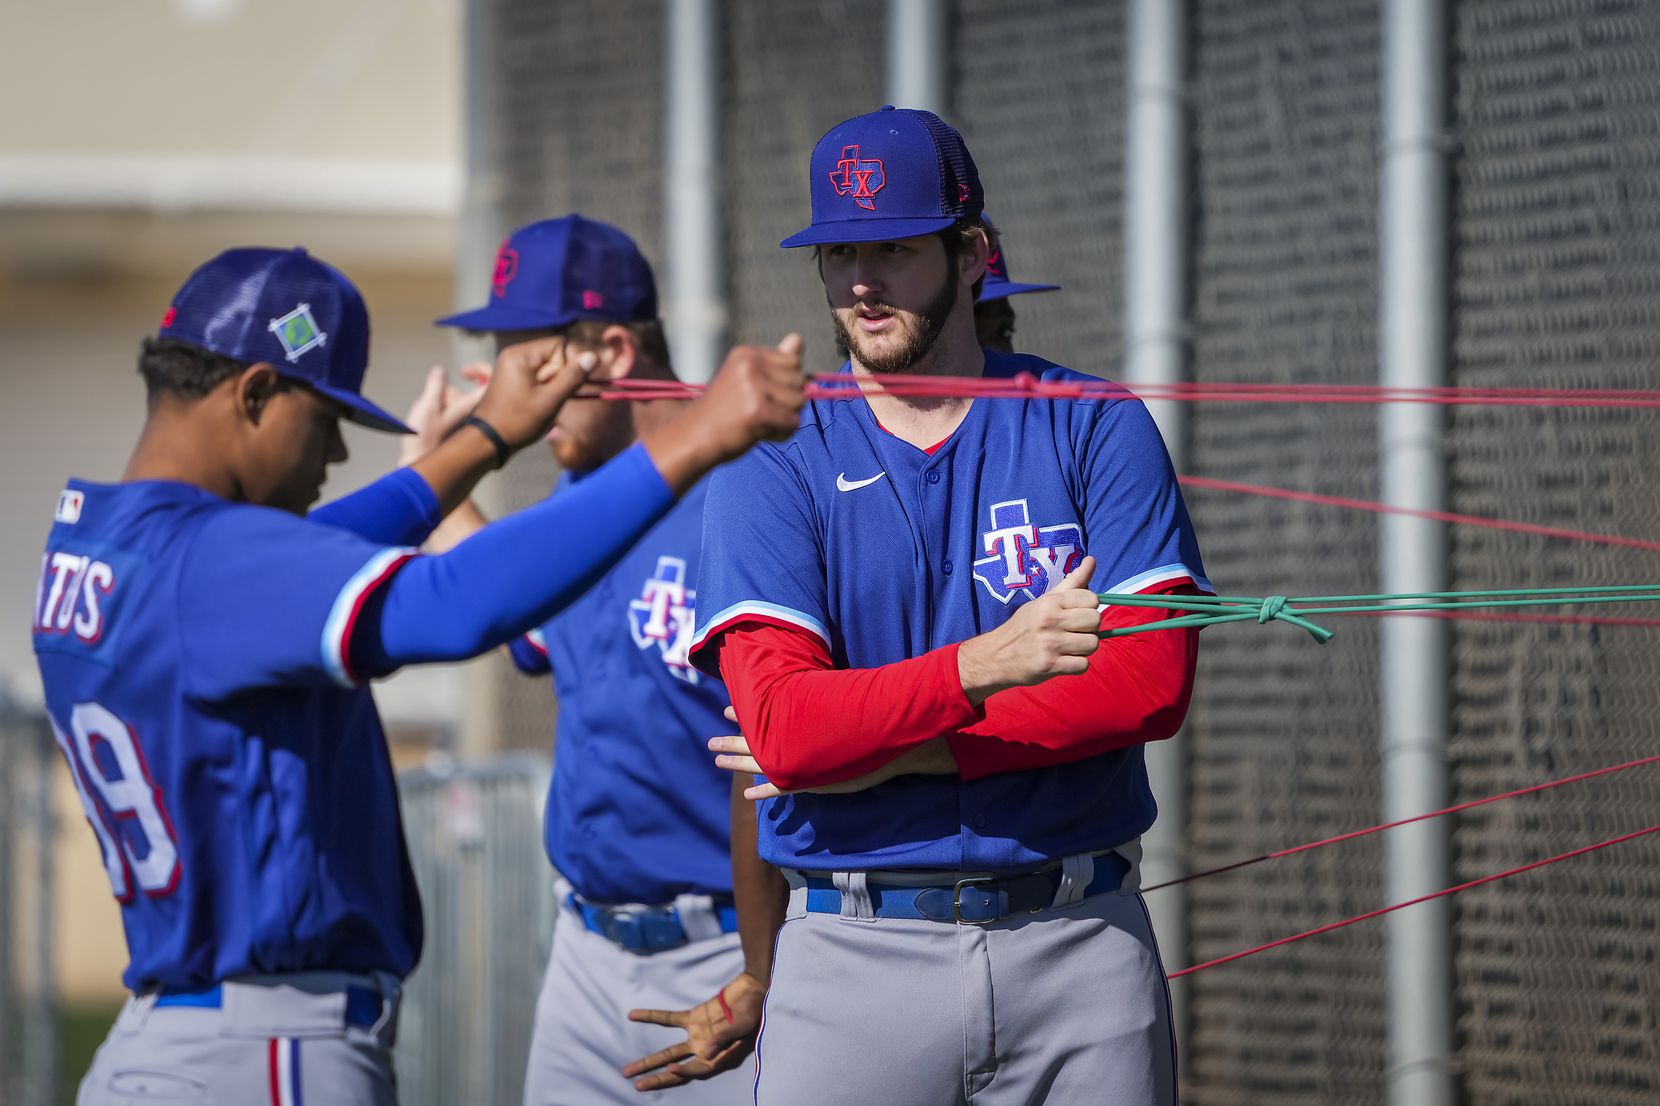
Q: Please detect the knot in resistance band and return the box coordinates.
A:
[1094,584,1660,644]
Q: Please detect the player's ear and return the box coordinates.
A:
[236,364,284,426]
[959,228,990,288]
[599,324,639,381]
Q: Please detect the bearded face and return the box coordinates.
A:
[821,235,965,374]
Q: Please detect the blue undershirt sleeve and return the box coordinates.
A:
[506,634,552,675]
[309,467,443,547]
[350,442,672,676]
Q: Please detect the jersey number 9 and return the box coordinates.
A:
[51,701,181,902]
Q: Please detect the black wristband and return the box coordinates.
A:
[460,414,512,469]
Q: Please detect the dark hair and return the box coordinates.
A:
[942,218,994,301]
[137,337,249,405]
[563,318,674,376]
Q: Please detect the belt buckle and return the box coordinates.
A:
[641,910,689,952]
[603,910,645,949]
[952,875,999,926]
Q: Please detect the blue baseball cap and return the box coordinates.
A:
[158,246,410,433]
[435,214,659,332]
[977,217,1060,302]
[781,106,984,248]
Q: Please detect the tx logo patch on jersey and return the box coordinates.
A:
[268,304,328,364]
[829,144,885,211]
[627,556,700,684]
[971,499,1085,605]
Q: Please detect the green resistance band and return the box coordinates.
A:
[1093,584,1660,644]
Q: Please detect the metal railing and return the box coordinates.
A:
[397,753,557,1106]
[0,694,58,1106]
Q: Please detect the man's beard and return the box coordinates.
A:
[831,272,959,374]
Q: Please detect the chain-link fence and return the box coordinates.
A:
[0,694,58,1106]
[1447,2,1660,1101]
[471,1,1660,1101]
[397,754,557,1106]
[1182,2,1388,1101]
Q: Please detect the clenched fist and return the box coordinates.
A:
[690,334,808,461]
[642,334,807,493]
[956,555,1102,705]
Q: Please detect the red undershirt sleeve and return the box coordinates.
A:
[711,625,983,793]
[946,584,1201,780]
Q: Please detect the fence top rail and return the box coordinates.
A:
[398,752,551,791]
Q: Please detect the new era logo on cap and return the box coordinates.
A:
[782,106,983,248]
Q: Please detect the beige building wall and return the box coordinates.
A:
[1,0,460,209]
[2,0,472,1004]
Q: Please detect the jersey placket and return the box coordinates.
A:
[913,447,977,871]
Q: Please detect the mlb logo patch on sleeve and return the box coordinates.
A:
[56,489,84,524]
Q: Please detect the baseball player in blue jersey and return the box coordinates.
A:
[426,215,754,1105]
[973,217,1060,354]
[634,107,1210,1105]
[33,245,803,1106]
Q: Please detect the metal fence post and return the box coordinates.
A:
[886,0,951,116]
[664,0,728,385]
[1378,1,1456,1102]
[1124,0,1193,1072]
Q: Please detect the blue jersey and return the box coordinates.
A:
[692,350,1209,873]
[32,479,420,991]
[508,478,734,905]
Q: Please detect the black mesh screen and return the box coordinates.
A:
[473,4,1660,1100]
[1448,1,1660,1101]
[955,0,1126,374]
[722,0,886,361]
[485,0,667,749]
[1183,2,1386,1102]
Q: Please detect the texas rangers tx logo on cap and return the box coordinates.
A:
[781,105,983,248]
[829,145,886,211]
[268,304,328,364]
[434,214,658,333]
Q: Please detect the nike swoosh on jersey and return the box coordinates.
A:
[835,471,887,492]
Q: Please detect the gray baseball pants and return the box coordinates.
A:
[522,891,753,1106]
[753,854,1177,1106]
[77,971,401,1106]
